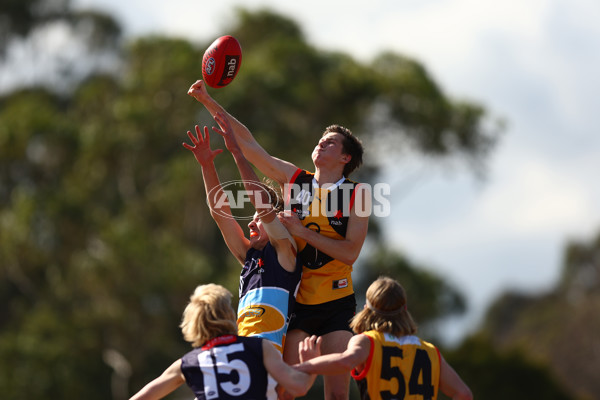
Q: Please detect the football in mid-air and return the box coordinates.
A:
[202,35,242,88]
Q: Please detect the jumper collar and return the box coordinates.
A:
[312,176,346,191]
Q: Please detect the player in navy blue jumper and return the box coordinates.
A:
[183,112,302,354]
[129,284,320,400]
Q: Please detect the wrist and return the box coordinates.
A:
[291,223,309,239]
[230,148,244,158]
[199,160,214,169]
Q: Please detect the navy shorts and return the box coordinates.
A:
[288,294,357,336]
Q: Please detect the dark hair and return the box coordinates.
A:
[323,125,363,177]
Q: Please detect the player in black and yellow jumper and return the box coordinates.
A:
[188,79,369,400]
[294,277,473,400]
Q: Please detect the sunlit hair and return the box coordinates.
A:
[323,124,363,177]
[262,178,284,213]
[350,276,417,336]
[180,284,237,348]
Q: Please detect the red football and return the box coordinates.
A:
[202,35,242,88]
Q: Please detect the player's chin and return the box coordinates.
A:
[249,234,267,248]
[312,153,328,167]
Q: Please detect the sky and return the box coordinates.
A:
[68,0,600,343]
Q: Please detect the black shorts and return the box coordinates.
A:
[288,294,357,336]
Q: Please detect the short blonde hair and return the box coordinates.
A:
[350,276,417,336]
[180,284,237,347]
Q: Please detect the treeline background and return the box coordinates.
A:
[0,2,598,399]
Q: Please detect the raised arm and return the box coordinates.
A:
[212,112,297,272]
[188,80,298,186]
[183,125,249,264]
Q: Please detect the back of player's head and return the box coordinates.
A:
[180,284,237,347]
[350,276,417,336]
[262,178,284,213]
[323,124,363,177]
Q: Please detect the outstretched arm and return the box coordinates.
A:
[213,112,278,224]
[439,355,473,400]
[263,336,321,397]
[212,112,297,272]
[183,125,249,264]
[187,80,298,186]
[129,359,185,400]
[293,334,371,376]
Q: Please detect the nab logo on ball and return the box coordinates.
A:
[202,35,242,88]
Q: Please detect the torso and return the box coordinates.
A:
[180,335,277,400]
[238,242,302,352]
[286,168,359,305]
[351,331,441,400]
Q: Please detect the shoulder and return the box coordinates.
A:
[289,168,313,184]
[418,337,438,350]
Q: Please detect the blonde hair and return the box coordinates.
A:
[180,284,237,347]
[350,276,417,336]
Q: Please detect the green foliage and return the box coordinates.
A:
[479,229,600,400]
[1,0,70,51]
[440,335,574,400]
[355,245,467,334]
[0,4,513,400]
[0,49,229,398]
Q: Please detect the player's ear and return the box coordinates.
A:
[341,154,351,164]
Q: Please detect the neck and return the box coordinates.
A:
[251,239,268,251]
[314,167,344,187]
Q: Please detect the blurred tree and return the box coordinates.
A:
[1,0,71,51]
[218,7,502,176]
[479,229,600,400]
[438,335,575,400]
[0,4,509,400]
[354,245,467,338]
[1,0,122,93]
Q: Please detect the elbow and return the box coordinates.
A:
[286,383,309,398]
[455,388,473,400]
[338,251,359,266]
[334,356,358,372]
[339,241,363,265]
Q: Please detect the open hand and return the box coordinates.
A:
[298,335,322,363]
[182,125,223,166]
[211,112,241,154]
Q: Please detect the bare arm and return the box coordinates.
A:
[188,80,298,186]
[183,125,249,264]
[294,334,370,375]
[439,355,473,400]
[278,185,370,265]
[129,359,185,400]
[262,337,320,397]
[212,112,297,271]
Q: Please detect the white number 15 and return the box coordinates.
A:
[198,343,251,399]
